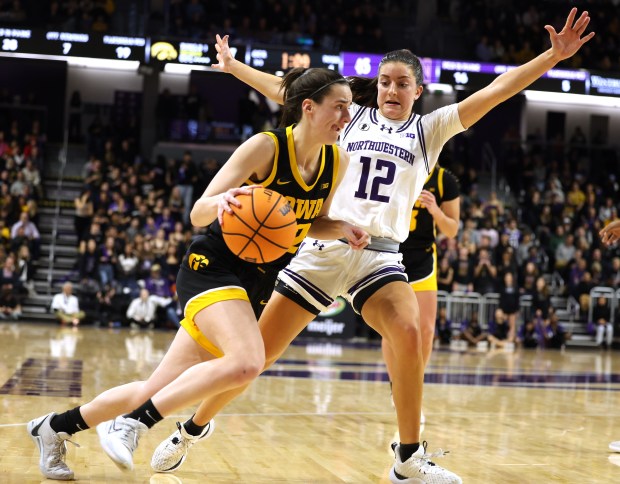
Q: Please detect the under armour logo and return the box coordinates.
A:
[380,124,393,133]
[313,240,325,251]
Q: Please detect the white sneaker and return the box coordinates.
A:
[610,441,620,452]
[151,419,215,472]
[27,412,76,480]
[97,416,148,471]
[390,442,462,484]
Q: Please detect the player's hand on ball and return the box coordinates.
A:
[342,224,370,250]
[218,185,262,225]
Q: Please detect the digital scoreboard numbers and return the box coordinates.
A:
[438,60,588,94]
[247,46,340,73]
[0,27,145,61]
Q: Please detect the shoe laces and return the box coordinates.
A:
[118,419,141,452]
[393,441,450,467]
[50,434,79,469]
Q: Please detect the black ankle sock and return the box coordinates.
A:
[183,415,209,437]
[50,406,89,435]
[399,442,420,462]
[123,399,163,428]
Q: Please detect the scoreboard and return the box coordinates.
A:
[0,27,145,62]
[438,59,589,94]
[147,38,245,68]
[247,46,340,73]
[0,25,618,101]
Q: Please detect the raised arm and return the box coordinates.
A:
[458,8,594,129]
[213,34,285,104]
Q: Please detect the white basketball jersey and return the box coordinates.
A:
[329,102,465,242]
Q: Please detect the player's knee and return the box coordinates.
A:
[229,355,264,386]
[388,320,422,354]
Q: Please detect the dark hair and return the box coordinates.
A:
[279,68,349,127]
[348,49,424,109]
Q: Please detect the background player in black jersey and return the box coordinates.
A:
[388,164,460,423]
[26,67,369,481]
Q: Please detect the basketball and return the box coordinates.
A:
[221,187,297,263]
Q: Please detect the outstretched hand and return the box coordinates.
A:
[545,8,595,61]
[213,34,235,73]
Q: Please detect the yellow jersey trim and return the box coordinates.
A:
[286,125,325,192]
[410,244,438,292]
[247,131,280,187]
[180,287,250,357]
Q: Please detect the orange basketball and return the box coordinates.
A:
[221,187,297,263]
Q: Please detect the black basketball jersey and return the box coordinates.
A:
[400,165,460,251]
[189,125,341,271]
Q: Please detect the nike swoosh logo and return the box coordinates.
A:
[30,415,49,436]
[276,179,291,185]
[259,300,268,306]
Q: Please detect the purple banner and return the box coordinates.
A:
[341,51,439,83]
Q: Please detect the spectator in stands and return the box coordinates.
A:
[518,318,541,349]
[0,285,22,319]
[51,282,86,326]
[532,276,552,324]
[78,238,100,282]
[172,151,198,225]
[143,264,180,327]
[94,284,121,328]
[488,309,514,348]
[498,272,519,342]
[592,296,613,349]
[543,307,571,349]
[117,242,140,297]
[460,312,488,346]
[15,243,34,296]
[435,306,452,346]
[126,288,175,330]
[437,256,454,293]
[10,212,40,259]
[98,236,118,288]
[473,247,497,294]
[452,246,474,292]
[519,261,539,295]
[605,257,620,288]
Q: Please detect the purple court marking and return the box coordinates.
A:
[262,368,620,391]
[0,358,82,397]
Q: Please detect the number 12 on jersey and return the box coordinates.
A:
[353,156,395,203]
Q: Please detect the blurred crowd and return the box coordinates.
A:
[0,113,45,320]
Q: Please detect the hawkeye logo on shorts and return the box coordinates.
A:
[188,253,209,271]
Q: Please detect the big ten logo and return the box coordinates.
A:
[151,41,178,61]
[279,202,293,217]
[188,253,209,271]
[282,51,311,69]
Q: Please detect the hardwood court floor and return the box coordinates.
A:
[1,322,619,483]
